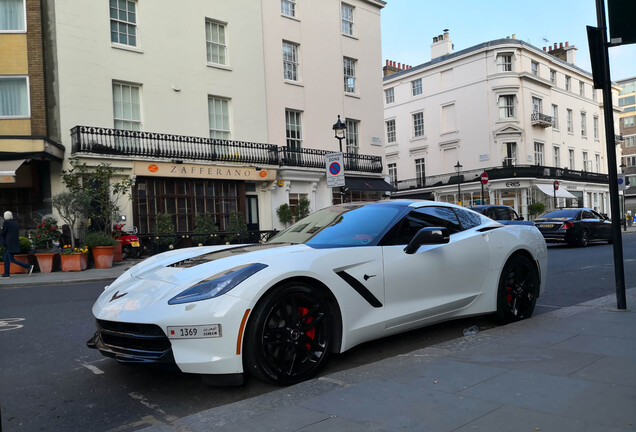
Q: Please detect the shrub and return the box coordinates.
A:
[30,217,61,251]
[83,232,118,248]
[296,197,311,220]
[19,236,31,254]
[155,213,176,246]
[528,202,546,219]
[276,203,293,225]
[192,213,218,245]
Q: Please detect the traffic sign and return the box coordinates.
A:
[553,180,559,191]
[618,173,626,190]
[480,172,489,185]
[326,153,345,188]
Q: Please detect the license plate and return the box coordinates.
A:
[539,224,553,228]
[131,241,140,247]
[167,324,222,339]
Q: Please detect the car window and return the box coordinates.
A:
[382,206,461,245]
[582,210,594,219]
[454,207,482,229]
[592,210,605,220]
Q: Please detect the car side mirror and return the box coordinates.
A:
[404,227,450,254]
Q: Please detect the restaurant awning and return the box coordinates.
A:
[536,183,577,199]
[0,159,26,183]
[345,177,397,192]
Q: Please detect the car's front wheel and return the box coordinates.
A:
[495,255,539,324]
[243,282,333,385]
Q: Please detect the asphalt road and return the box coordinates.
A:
[1,234,634,431]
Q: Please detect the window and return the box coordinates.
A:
[0,77,29,117]
[496,54,512,72]
[387,207,462,245]
[553,146,560,167]
[532,97,542,114]
[581,112,587,137]
[281,0,296,17]
[624,116,635,127]
[593,116,599,139]
[208,97,230,139]
[569,149,575,169]
[531,61,539,76]
[283,41,299,81]
[503,142,517,166]
[579,82,585,97]
[110,0,137,47]
[552,104,559,129]
[582,151,589,171]
[112,82,141,130]
[550,69,556,83]
[595,154,601,173]
[411,79,422,96]
[534,142,544,165]
[385,88,394,104]
[415,158,425,186]
[0,0,25,31]
[206,21,227,66]
[592,89,597,101]
[565,75,571,91]
[626,136,636,148]
[388,163,397,186]
[412,112,424,138]
[285,109,302,150]
[619,95,635,106]
[345,118,359,153]
[567,109,573,133]
[341,3,354,35]
[343,57,356,93]
[385,119,396,143]
[498,95,515,119]
[442,103,456,133]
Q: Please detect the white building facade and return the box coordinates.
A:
[383,33,621,219]
[36,0,387,238]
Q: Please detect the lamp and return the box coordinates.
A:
[455,161,463,205]
[332,115,347,202]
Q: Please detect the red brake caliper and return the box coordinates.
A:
[298,306,315,350]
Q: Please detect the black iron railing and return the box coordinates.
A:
[71,126,383,173]
[71,126,279,165]
[530,112,553,127]
[395,164,609,191]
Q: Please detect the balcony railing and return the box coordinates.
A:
[394,164,609,192]
[71,126,383,173]
[531,112,553,128]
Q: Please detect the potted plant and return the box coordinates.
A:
[48,191,91,249]
[84,232,118,269]
[154,213,176,252]
[112,223,125,262]
[60,244,89,272]
[192,213,218,246]
[30,217,61,273]
[276,203,293,227]
[2,237,34,274]
[296,197,311,220]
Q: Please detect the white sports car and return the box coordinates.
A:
[88,200,547,386]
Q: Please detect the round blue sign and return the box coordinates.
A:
[329,162,341,175]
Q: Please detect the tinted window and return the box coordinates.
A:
[455,208,482,229]
[541,209,580,219]
[383,206,461,245]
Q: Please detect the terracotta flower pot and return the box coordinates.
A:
[113,240,123,262]
[92,246,115,269]
[61,253,84,272]
[81,253,88,270]
[35,252,59,273]
[10,254,33,274]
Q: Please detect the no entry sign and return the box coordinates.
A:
[480,172,489,185]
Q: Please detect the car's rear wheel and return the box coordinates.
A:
[243,282,333,385]
[578,229,589,247]
[495,255,539,324]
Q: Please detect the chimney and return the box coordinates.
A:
[431,29,453,60]
[547,41,578,65]
[382,59,402,77]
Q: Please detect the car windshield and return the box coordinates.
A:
[540,209,580,219]
[267,202,404,247]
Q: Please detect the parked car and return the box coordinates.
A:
[88,200,547,386]
[468,205,535,226]
[533,208,612,247]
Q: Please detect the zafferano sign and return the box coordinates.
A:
[133,162,276,181]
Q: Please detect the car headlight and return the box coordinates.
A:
[168,263,268,305]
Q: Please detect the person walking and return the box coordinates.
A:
[1,211,34,277]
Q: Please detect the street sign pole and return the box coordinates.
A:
[480,172,489,205]
[590,0,627,309]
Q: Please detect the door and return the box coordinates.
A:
[381,206,491,333]
[246,196,259,232]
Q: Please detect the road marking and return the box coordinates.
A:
[0,317,25,332]
[318,376,350,387]
[128,392,178,422]
[105,415,162,432]
[81,362,105,375]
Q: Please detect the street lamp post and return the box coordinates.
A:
[332,115,347,203]
[455,161,463,205]
[621,162,627,231]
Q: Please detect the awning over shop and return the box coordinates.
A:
[0,159,26,183]
[345,177,397,192]
[536,183,577,199]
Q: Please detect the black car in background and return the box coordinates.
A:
[533,208,612,247]
[468,205,535,226]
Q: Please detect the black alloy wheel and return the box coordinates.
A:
[243,283,333,385]
[578,229,589,247]
[495,255,539,324]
